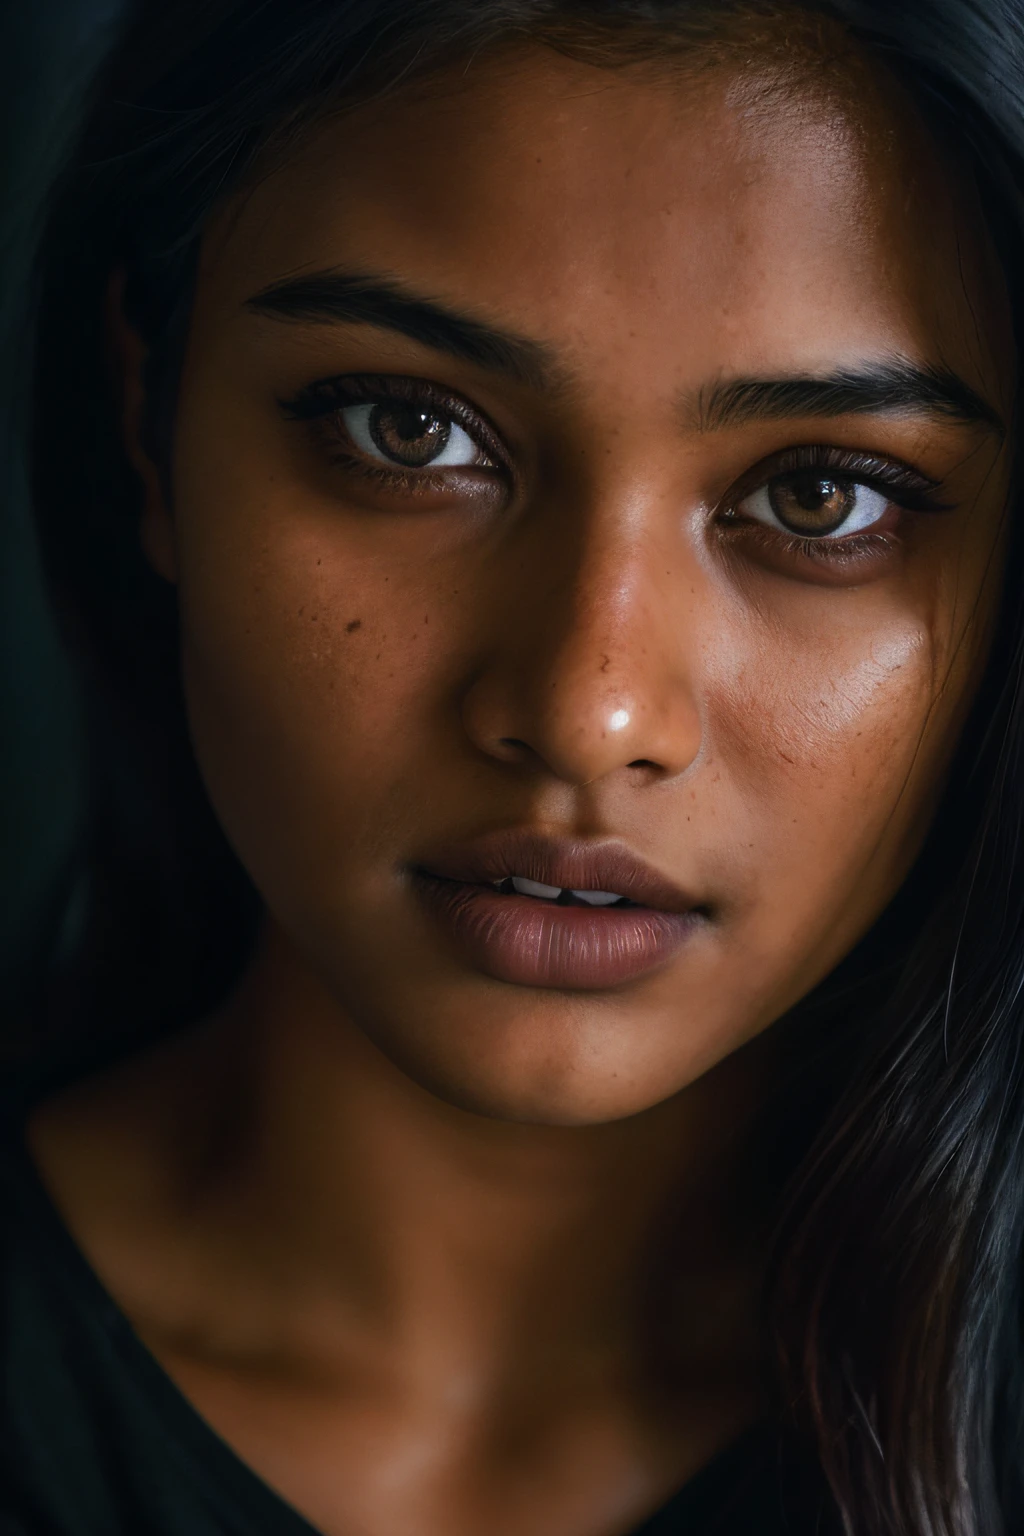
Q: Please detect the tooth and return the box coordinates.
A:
[511,876,562,900]
[570,889,622,906]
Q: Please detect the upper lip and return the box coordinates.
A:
[413,829,699,914]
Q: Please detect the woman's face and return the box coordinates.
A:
[138,39,1013,1124]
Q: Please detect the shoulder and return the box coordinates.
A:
[0,1058,217,1534]
[0,1088,119,1529]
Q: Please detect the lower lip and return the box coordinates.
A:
[413,876,702,990]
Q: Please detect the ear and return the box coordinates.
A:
[104,269,178,584]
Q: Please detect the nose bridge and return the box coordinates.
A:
[461,507,704,786]
[544,536,653,731]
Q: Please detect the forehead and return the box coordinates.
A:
[200,39,1010,403]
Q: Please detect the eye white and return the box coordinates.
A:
[341,404,483,467]
[736,479,891,536]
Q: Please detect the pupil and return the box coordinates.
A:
[370,404,451,467]
[769,472,854,535]
[794,475,837,511]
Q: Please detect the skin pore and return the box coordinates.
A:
[27,26,1014,1536]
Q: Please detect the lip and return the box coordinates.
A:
[411,829,706,990]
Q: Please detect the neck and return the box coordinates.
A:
[145,924,775,1387]
[32,920,778,1416]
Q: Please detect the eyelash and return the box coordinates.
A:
[279,374,949,559]
[720,442,948,562]
[279,374,511,492]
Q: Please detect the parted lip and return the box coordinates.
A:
[412,829,699,915]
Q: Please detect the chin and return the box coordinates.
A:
[349,984,724,1128]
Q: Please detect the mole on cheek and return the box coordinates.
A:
[345,620,362,634]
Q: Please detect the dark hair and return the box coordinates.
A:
[21,1,1024,1531]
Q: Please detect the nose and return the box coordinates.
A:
[460,521,703,787]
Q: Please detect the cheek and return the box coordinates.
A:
[726,625,931,798]
[172,503,452,893]
[701,606,961,985]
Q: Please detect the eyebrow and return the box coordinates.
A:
[246,270,1005,438]
[694,363,1004,437]
[245,269,564,394]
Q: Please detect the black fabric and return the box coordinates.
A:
[0,1085,834,1535]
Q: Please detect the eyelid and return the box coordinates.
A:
[722,443,950,517]
[278,372,512,475]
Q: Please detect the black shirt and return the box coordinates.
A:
[0,1084,835,1535]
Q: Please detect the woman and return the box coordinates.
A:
[3,0,1023,1531]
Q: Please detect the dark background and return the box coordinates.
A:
[1,0,122,1020]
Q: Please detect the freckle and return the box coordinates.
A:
[346,619,362,633]
[316,559,321,566]
[311,614,318,622]
[424,614,429,624]
[298,606,304,616]
[600,655,610,673]
[375,652,381,660]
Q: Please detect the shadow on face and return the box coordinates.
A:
[129,28,1014,1125]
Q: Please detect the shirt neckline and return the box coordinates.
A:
[0,1069,774,1536]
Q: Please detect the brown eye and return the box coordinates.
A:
[736,472,891,539]
[769,473,855,534]
[342,402,491,470]
[368,404,450,466]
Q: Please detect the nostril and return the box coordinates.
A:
[628,758,659,770]
[497,737,539,765]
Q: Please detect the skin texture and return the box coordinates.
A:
[29,33,1014,1536]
